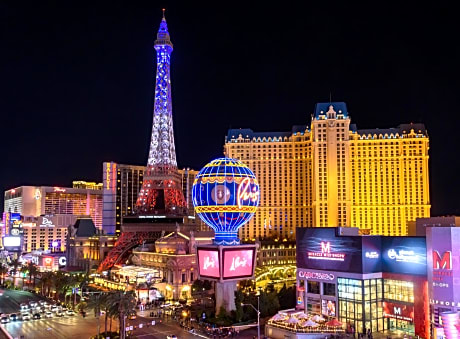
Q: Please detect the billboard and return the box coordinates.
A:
[197,248,220,279]
[3,236,21,247]
[427,227,460,307]
[222,247,256,280]
[381,237,427,276]
[362,236,382,273]
[383,301,414,322]
[321,299,336,317]
[296,228,364,273]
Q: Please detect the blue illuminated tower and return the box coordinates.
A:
[136,10,187,215]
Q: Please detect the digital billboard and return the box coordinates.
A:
[3,236,21,249]
[321,300,336,317]
[197,248,220,279]
[383,301,414,322]
[381,237,427,276]
[297,228,364,273]
[362,236,382,273]
[222,247,256,280]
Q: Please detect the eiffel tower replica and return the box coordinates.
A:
[98,10,196,273]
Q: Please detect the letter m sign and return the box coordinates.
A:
[321,241,331,254]
[433,251,452,270]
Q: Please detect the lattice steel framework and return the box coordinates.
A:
[136,11,187,215]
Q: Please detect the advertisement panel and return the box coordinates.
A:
[222,247,255,280]
[383,301,414,322]
[197,248,220,279]
[296,228,363,273]
[362,236,382,273]
[381,237,427,276]
[321,299,336,317]
[3,236,21,248]
[427,227,460,307]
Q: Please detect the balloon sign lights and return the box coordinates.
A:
[192,158,260,245]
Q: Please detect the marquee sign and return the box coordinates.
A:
[298,270,335,281]
[307,241,345,261]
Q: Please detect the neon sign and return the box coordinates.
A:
[40,217,55,227]
[229,255,247,271]
[53,187,66,192]
[298,270,335,281]
[433,251,452,270]
[307,241,345,261]
[237,177,260,209]
[58,257,67,266]
[106,163,111,190]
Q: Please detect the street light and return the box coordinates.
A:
[241,294,260,339]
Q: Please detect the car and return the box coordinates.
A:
[20,303,29,310]
[128,313,137,320]
[51,305,59,312]
[45,311,53,318]
[21,312,31,321]
[29,301,37,308]
[9,313,19,322]
[38,300,45,306]
[34,306,42,312]
[33,313,41,320]
[0,316,9,324]
[0,289,4,296]
[55,311,64,317]
[66,310,75,316]
[166,336,177,339]
[61,307,68,312]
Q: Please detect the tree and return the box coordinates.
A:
[0,265,8,286]
[20,266,28,288]
[26,262,39,289]
[40,271,54,297]
[234,290,245,322]
[108,291,136,339]
[9,258,21,288]
[87,293,107,337]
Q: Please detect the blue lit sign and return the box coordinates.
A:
[192,158,260,245]
[381,237,427,276]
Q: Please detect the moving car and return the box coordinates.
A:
[55,311,64,317]
[21,312,31,321]
[0,316,9,324]
[51,305,59,312]
[29,301,37,308]
[20,303,29,311]
[66,310,75,316]
[33,313,41,320]
[9,313,19,321]
[45,311,53,318]
[128,312,137,320]
[166,336,177,339]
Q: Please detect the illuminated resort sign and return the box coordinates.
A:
[387,248,423,264]
[298,270,335,281]
[307,241,345,262]
[192,158,260,246]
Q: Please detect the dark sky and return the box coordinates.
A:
[1,2,459,216]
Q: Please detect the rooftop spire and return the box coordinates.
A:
[155,9,172,47]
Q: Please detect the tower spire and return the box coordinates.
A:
[135,11,186,215]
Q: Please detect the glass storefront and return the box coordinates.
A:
[383,279,415,334]
[338,278,385,334]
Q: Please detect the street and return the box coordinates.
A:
[0,289,45,314]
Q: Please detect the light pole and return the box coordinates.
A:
[242,294,260,339]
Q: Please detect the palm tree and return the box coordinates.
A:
[87,293,108,337]
[20,266,28,288]
[0,265,8,286]
[9,258,21,288]
[54,271,72,304]
[26,262,39,289]
[40,271,54,297]
[108,291,137,339]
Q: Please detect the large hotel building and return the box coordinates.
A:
[225,102,430,239]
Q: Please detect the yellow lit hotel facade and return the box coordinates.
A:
[225,102,430,239]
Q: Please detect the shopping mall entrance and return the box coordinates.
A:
[387,318,414,334]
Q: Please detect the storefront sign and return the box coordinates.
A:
[298,270,335,281]
[383,302,414,322]
[307,241,345,261]
[40,217,55,227]
[58,257,67,267]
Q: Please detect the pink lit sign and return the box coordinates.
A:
[197,249,220,279]
[222,248,255,280]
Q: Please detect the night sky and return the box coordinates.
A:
[1,2,459,215]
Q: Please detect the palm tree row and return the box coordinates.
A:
[86,290,137,339]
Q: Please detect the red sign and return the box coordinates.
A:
[383,302,414,322]
[433,251,452,270]
[222,248,254,279]
[43,257,53,267]
[197,249,220,279]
